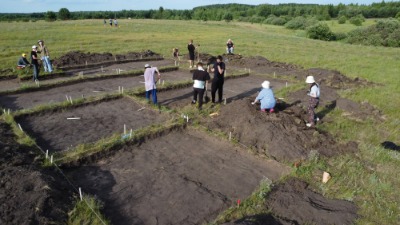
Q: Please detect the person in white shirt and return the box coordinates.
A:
[143,64,161,105]
[306,75,320,127]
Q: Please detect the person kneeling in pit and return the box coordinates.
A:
[252,80,276,113]
[17,53,31,69]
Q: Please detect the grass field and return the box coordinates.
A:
[1,19,399,224]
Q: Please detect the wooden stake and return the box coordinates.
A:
[46,150,48,159]
[124,124,126,135]
[50,155,53,164]
[79,187,83,201]
[18,123,23,131]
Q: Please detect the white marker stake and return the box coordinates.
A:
[229,132,232,141]
[69,96,73,104]
[118,86,121,93]
[101,66,104,72]
[122,87,124,94]
[162,80,165,86]
[50,155,53,164]
[8,109,10,115]
[79,187,83,201]
[186,115,189,123]
[85,61,88,66]
[158,79,161,85]
[130,129,133,138]
[18,123,23,131]
[46,150,48,159]
[274,72,276,78]
[224,98,227,105]
[124,124,126,135]
[286,82,288,88]
[65,95,69,101]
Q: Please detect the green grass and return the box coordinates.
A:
[1,19,399,224]
[68,196,110,225]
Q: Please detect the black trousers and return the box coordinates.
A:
[211,79,224,103]
[193,87,205,108]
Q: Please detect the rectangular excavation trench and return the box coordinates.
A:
[65,128,290,225]
[0,70,192,110]
[15,97,169,153]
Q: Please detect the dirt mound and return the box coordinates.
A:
[265,178,358,225]
[307,68,371,88]
[0,122,72,224]
[223,54,298,71]
[53,50,161,67]
[206,99,357,162]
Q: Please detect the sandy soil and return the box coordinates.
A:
[0,70,192,110]
[16,97,169,152]
[65,128,290,225]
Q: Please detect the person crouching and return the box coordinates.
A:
[252,81,276,113]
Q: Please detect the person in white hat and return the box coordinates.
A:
[143,64,161,105]
[305,75,320,127]
[30,45,40,81]
[252,80,276,113]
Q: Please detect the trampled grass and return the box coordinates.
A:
[1,19,399,224]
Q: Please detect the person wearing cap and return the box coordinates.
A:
[226,39,235,54]
[31,45,40,81]
[37,40,53,73]
[210,55,226,104]
[17,53,31,68]
[252,81,276,113]
[192,62,211,110]
[305,75,320,127]
[143,64,161,105]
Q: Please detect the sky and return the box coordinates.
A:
[1,0,385,13]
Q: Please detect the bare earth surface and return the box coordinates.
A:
[16,97,169,152]
[66,128,290,225]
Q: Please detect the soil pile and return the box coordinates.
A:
[223,54,298,71]
[53,50,161,67]
[0,122,72,224]
[307,68,371,88]
[207,99,357,162]
[265,178,358,225]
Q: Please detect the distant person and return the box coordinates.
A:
[172,48,180,65]
[109,18,113,27]
[114,19,118,27]
[17,53,31,68]
[210,55,225,104]
[305,75,320,127]
[103,19,107,26]
[187,39,196,68]
[192,62,210,110]
[30,45,39,81]
[252,81,276,113]
[143,64,161,105]
[37,40,53,73]
[226,39,234,54]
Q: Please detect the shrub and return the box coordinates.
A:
[335,32,347,41]
[285,16,318,30]
[306,23,336,41]
[387,28,400,47]
[264,15,287,26]
[349,14,365,26]
[338,16,347,24]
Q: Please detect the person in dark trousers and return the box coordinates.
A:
[109,18,113,27]
[305,75,320,127]
[192,62,210,110]
[210,55,225,104]
[30,45,39,81]
[187,39,196,68]
[17,53,31,68]
[226,39,235,54]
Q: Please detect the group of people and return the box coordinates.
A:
[17,39,53,81]
[104,18,118,27]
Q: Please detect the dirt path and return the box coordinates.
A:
[158,75,291,109]
[66,128,290,225]
[0,70,191,110]
[16,97,169,152]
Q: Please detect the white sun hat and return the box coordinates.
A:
[306,76,315,84]
[144,64,150,68]
[261,80,270,89]
[32,45,37,49]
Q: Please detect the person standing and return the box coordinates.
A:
[109,18,113,27]
[187,39,196,68]
[192,62,210,110]
[305,75,320,127]
[226,39,235,54]
[114,19,118,27]
[252,81,276,113]
[17,53,31,68]
[143,64,161,105]
[210,55,225,104]
[103,19,107,26]
[37,40,53,73]
[30,45,39,81]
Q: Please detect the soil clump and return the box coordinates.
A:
[0,122,72,225]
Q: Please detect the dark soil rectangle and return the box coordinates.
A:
[16,97,168,152]
[0,70,192,110]
[158,75,289,109]
[66,128,290,225]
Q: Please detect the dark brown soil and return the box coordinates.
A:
[0,69,191,110]
[65,128,290,225]
[0,122,72,225]
[265,178,358,225]
[52,50,161,68]
[206,99,357,162]
[16,97,169,152]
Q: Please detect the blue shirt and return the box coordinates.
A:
[256,88,276,109]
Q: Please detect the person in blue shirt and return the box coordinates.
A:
[252,81,276,113]
[305,75,320,127]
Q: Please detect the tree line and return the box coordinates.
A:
[1,2,399,22]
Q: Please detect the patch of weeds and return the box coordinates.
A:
[68,195,110,225]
